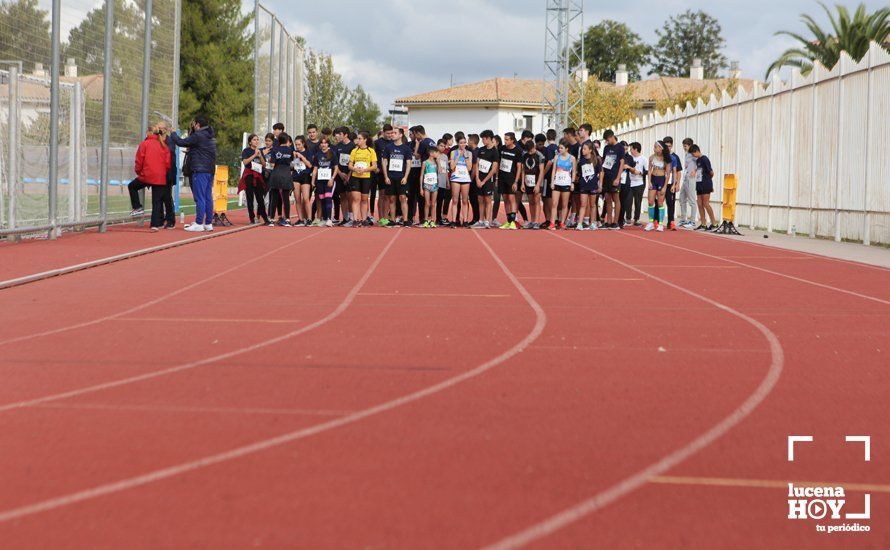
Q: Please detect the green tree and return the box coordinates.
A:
[0,0,51,71]
[346,85,381,132]
[570,78,639,131]
[650,10,728,78]
[576,20,650,82]
[767,2,890,77]
[304,49,350,130]
[179,0,253,163]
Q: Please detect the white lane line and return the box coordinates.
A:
[359,292,510,298]
[0,229,389,414]
[518,277,644,281]
[621,232,890,306]
[112,317,303,324]
[0,230,327,348]
[0,228,547,524]
[483,232,784,550]
[0,224,258,291]
[33,402,352,417]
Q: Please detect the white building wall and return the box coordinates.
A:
[403,105,545,140]
[599,42,890,246]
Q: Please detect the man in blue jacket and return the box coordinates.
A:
[169,115,217,231]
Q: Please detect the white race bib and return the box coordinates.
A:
[355,161,368,172]
[423,172,438,185]
[525,174,537,187]
[696,169,703,182]
[410,158,422,168]
[603,154,616,170]
[581,164,595,178]
[554,171,571,186]
[621,171,628,184]
[265,160,274,171]
[292,160,306,172]
[388,158,404,172]
[318,168,332,180]
[455,165,470,179]
[339,153,351,166]
[653,160,665,169]
[250,161,262,173]
[500,158,514,173]
[478,159,492,174]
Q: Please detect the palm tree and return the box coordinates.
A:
[767,2,890,77]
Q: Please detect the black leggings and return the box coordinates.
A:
[269,189,291,219]
[666,187,677,224]
[245,183,269,223]
[407,171,424,223]
[493,189,528,220]
[436,186,451,222]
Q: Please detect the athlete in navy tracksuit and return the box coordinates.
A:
[169,116,217,229]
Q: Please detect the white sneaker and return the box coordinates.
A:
[656,224,664,232]
[575,224,585,231]
[588,223,597,231]
[204,224,214,231]
[325,219,333,227]
[184,223,204,232]
[644,222,655,232]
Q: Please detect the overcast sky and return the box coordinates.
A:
[268,0,884,111]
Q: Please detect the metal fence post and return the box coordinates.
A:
[138,0,153,226]
[277,24,285,126]
[253,0,259,132]
[68,82,77,223]
[284,37,291,132]
[834,61,845,242]
[72,81,83,223]
[267,18,274,131]
[99,0,114,233]
[296,46,304,133]
[863,49,873,246]
[172,0,182,214]
[48,0,61,239]
[7,65,18,241]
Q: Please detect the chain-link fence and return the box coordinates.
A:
[1,0,180,239]
[252,2,302,136]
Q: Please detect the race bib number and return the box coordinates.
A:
[500,159,513,173]
[265,160,274,171]
[339,153,350,166]
[423,172,438,185]
[603,154,616,170]
[410,158,422,168]
[292,160,306,172]
[621,171,628,184]
[525,175,537,187]
[318,168,332,180]
[554,171,571,186]
[250,161,262,173]
[455,165,470,179]
[696,169,703,182]
[388,158,404,172]
[478,159,492,174]
[355,161,368,172]
[653,160,665,169]
[581,164,595,178]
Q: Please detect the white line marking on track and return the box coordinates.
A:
[0,229,547,524]
[0,229,391,414]
[518,277,644,281]
[113,317,303,324]
[649,475,890,493]
[33,402,351,417]
[0,224,258,291]
[482,232,785,550]
[359,292,510,298]
[0,230,327,348]
[621,232,890,306]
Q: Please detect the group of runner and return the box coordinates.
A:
[238,122,719,231]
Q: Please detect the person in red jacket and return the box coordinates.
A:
[128,123,173,231]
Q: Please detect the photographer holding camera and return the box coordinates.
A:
[169,115,217,232]
[127,122,173,231]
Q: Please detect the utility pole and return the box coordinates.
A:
[542,0,584,130]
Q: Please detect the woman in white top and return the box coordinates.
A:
[449,137,473,227]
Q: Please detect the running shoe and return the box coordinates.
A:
[540,220,551,230]
[588,223,598,231]
[311,219,323,227]
[470,221,486,229]
[276,218,288,227]
[694,224,708,231]
[324,220,333,227]
[499,221,511,230]
[429,222,438,228]
[656,224,664,232]
[575,223,585,231]
[644,222,655,232]
[129,208,144,217]
[508,221,517,230]
[164,223,175,229]
[554,221,563,230]
[343,220,354,227]
[378,218,390,227]
[184,223,204,232]
[266,220,276,227]
[150,226,160,233]
[204,224,214,231]
[708,224,719,231]
[669,221,678,231]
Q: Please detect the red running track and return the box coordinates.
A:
[0,224,887,549]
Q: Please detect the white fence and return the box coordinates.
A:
[606,42,890,246]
